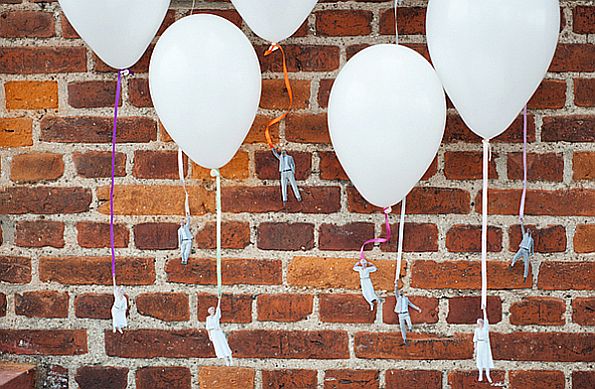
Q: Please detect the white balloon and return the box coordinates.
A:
[149,14,261,170]
[328,44,446,209]
[230,0,317,43]
[59,0,170,70]
[426,0,560,140]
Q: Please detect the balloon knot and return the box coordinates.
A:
[383,207,392,214]
[210,169,220,178]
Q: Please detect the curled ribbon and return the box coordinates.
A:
[359,207,392,262]
[210,168,222,299]
[263,43,293,149]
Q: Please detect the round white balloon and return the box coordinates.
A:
[59,0,170,70]
[328,44,446,209]
[426,0,560,140]
[230,0,317,43]
[149,14,261,170]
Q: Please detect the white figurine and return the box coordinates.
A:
[272,147,302,206]
[353,258,379,310]
[474,309,494,383]
[111,276,127,334]
[206,299,233,366]
[394,290,422,346]
[178,215,193,265]
[510,225,534,281]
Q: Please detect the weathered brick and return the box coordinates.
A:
[244,115,278,145]
[134,223,178,250]
[528,79,567,109]
[492,332,594,361]
[574,224,595,253]
[510,297,566,326]
[444,113,536,144]
[448,370,506,389]
[74,293,113,319]
[68,81,117,108]
[255,150,311,180]
[76,222,129,248]
[192,151,249,180]
[0,256,31,284]
[197,293,252,323]
[383,296,439,325]
[0,187,90,215]
[136,367,191,389]
[550,44,595,72]
[0,293,6,317]
[355,332,472,359]
[128,78,152,107]
[509,370,565,389]
[136,292,189,322]
[542,115,594,142]
[0,117,32,147]
[319,294,376,323]
[4,81,58,110]
[316,10,373,36]
[15,220,64,248]
[73,151,126,178]
[381,223,439,253]
[133,150,186,179]
[573,151,594,181]
[258,222,314,251]
[319,150,347,180]
[0,11,55,37]
[0,47,86,74]
[257,294,313,322]
[318,79,334,109]
[166,258,282,286]
[507,153,564,182]
[75,366,128,389]
[286,113,330,144]
[0,329,87,355]
[105,329,212,358]
[262,369,317,389]
[379,7,426,35]
[198,366,255,389]
[195,221,251,249]
[444,151,497,180]
[385,370,441,389]
[318,222,374,251]
[446,225,503,253]
[573,371,595,389]
[261,79,310,109]
[538,262,594,290]
[11,152,64,182]
[324,369,378,389]
[572,297,595,326]
[258,45,340,72]
[15,290,69,318]
[189,9,242,27]
[40,116,157,143]
[573,6,595,34]
[476,189,595,216]
[446,296,502,324]
[574,78,595,107]
[509,224,566,253]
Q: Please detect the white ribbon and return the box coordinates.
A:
[481,139,491,310]
[178,148,190,218]
[394,196,407,291]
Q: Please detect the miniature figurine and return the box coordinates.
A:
[178,215,193,265]
[474,309,494,383]
[510,225,534,281]
[111,276,127,334]
[206,299,233,366]
[394,289,422,346]
[272,146,302,206]
[353,258,379,310]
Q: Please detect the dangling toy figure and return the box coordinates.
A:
[510,225,534,281]
[206,299,233,366]
[272,146,301,206]
[394,289,422,346]
[474,309,494,383]
[111,275,127,333]
[353,258,379,310]
[178,215,193,265]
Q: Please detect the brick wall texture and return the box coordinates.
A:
[0,0,594,388]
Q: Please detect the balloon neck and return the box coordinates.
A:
[267,43,279,54]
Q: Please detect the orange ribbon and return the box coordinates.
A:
[263,43,293,149]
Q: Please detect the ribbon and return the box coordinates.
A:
[263,43,293,149]
[394,0,402,45]
[518,106,528,225]
[394,197,407,291]
[110,70,124,279]
[359,207,392,261]
[210,168,222,298]
[480,139,491,310]
[178,148,190,218]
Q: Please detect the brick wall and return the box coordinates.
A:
[0,0,593,388]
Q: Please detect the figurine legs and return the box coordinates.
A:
[181,240,192,265]
[280,172,289,205]
[522,251,530,281]
[486,369,492,383]
[287,172,302,202]
[281,171,301,205]
[511,250,522,268]
[225,356,232,366]
[398,313,412,345]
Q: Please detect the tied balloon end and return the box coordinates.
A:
[265,43,280,56]
[383,206,392,214]
[210,168,220,178]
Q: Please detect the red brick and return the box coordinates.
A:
[198,366,255,389]
[129,78,152,107]
[573,151,594,180]
[0,329,87,355]
[492,332,594,361]
[542,115,594,142]
[573,371,595,389]
[319,294,376,323]
[381,222,439,253]
[0,293,5,317]
[574,224,595,253]
[385,370,442,389]
[444,151,497,180]
[15,290,69,318]
[0,117,32,147]
[257,222,314,251]
[446,225,502,253]
[105,329,213,358]
[411,260,532,290]
[255,151,311,180]
[446,296,502,324]
[136,292,189,322]
[40,256,155,285]
[507,152,564,182]
[260,79,310,109]
[509,224,566,253]
[76,222,129,248]
[528,79,567,109]
[15,220,64,248]
[68,81,117,108]
[133,150,187,179]
[166,258,282,286]
[573,6,595,34]
[189,9,242,27]
[60,13,78,38]
[11,152,64,182]
[383,296,438,325]
[574,78,595,107]
[286,113,330,144]
[230,330,350,359]
[318,222,374,251]
[262,369,317,389]
[476,189,595,216]
[0,11,55,38]
[258,45,340,73]
[197,293,252,323]
[509,370,565,389]
[0,47,86,74]
[192,151,249,180]
[316,10,373,36]
[0,256,31,284]
[74,293,113,319]
[244,115,278,145]
[93,44,154,73]
[73,151,126,178]
[444,114,536,144]
[379,7,426,35]
[136,367,191,389]
[573,297,595,326]
[550,44,595,72]
[75,366,128,389]
[4,80,58,110]
[40,116,157,143]
[538,261,595,290]
[355,332,472,359]
[257,294,313,322]
[195,221,251,249]
[510,297,565,326]
[324,370,378,389]
[223,186,341,213]
[317,79,334,109]
[319,150,347,180]
[448,370,506,389]
[133,222,178,250]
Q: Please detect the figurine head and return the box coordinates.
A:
[116,285,125,299]
[360,258,368,267]
[477,318,484,328]
[180,218,186,226]
[208,306,215,316]
[398,290,403,297]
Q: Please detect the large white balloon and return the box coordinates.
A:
[328,45,446,209]
[426,0,560,140]
[230,0,317,43]
[59,0,170,70]
[149,14,261,169]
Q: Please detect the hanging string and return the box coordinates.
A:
[189,0,196,15]
[110,69,124,281]
[359,207,392,262]
[178,148,190,218]
[480,139,491,310]
[210,168,222,298]
[518,106,528,226]
[394,197,407,291]
[263,43,293,149]
[394,0,403,45]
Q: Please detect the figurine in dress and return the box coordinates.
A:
[206,299,233,366]
[272,147,302,206]
[111,276,127,333]
[510,225,534,281]
[353,258,379,310]
[474,309,494,383]
[178,216,193,265]
[394,290,422,346]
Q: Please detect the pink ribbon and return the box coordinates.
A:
[359,207,392,261]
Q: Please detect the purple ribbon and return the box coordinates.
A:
[110,70,125,278]
[359,207,392,261]
[518,105,528,223]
